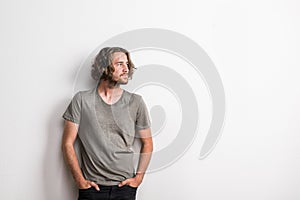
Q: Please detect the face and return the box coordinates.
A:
[111,52,129,84]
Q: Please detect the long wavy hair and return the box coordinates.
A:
[91,47,135,82]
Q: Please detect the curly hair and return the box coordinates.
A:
[91,47,135,82]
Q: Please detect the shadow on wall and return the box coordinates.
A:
[43,98,78,200]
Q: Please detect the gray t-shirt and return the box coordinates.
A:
[62,86,151,185]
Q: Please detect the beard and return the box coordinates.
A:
[108,74,128,85]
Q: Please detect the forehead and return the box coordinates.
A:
[112,52,128,62]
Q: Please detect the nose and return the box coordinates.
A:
[123,64,129,72]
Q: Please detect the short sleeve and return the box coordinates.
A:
[62,92,82,124]
[135,96,151,130]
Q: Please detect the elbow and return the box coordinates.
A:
[148,141,153,153]
[61,141,73,153]
[142,139,153,153]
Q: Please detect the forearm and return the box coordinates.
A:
[136,141,153,179]
[62,143,85,186]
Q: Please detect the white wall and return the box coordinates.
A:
[1,0,300,199]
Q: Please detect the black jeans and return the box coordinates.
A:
[78,185,137,200]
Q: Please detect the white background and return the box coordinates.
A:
[1,0,300,199]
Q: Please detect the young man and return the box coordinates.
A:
[62,47,153,200]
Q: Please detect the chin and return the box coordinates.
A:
[117,79,128,85]
[119,78,128,84]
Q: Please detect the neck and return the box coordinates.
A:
[97,79,123,98]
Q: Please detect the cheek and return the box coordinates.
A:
[115,68,122,74]
[112,69,121,77]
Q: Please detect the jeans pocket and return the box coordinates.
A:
[78,187,95,200]
[79,186,93,192]
[126,185,138,190]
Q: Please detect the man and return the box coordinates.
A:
[62,47,153,200]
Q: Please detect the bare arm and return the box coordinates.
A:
[62,120,99,190]
[119,127,153,187]
[135,127,153,180]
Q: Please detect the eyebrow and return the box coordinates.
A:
[116,61,129,64]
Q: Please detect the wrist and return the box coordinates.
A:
[135,172,145,180]
[76,178,87,187]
